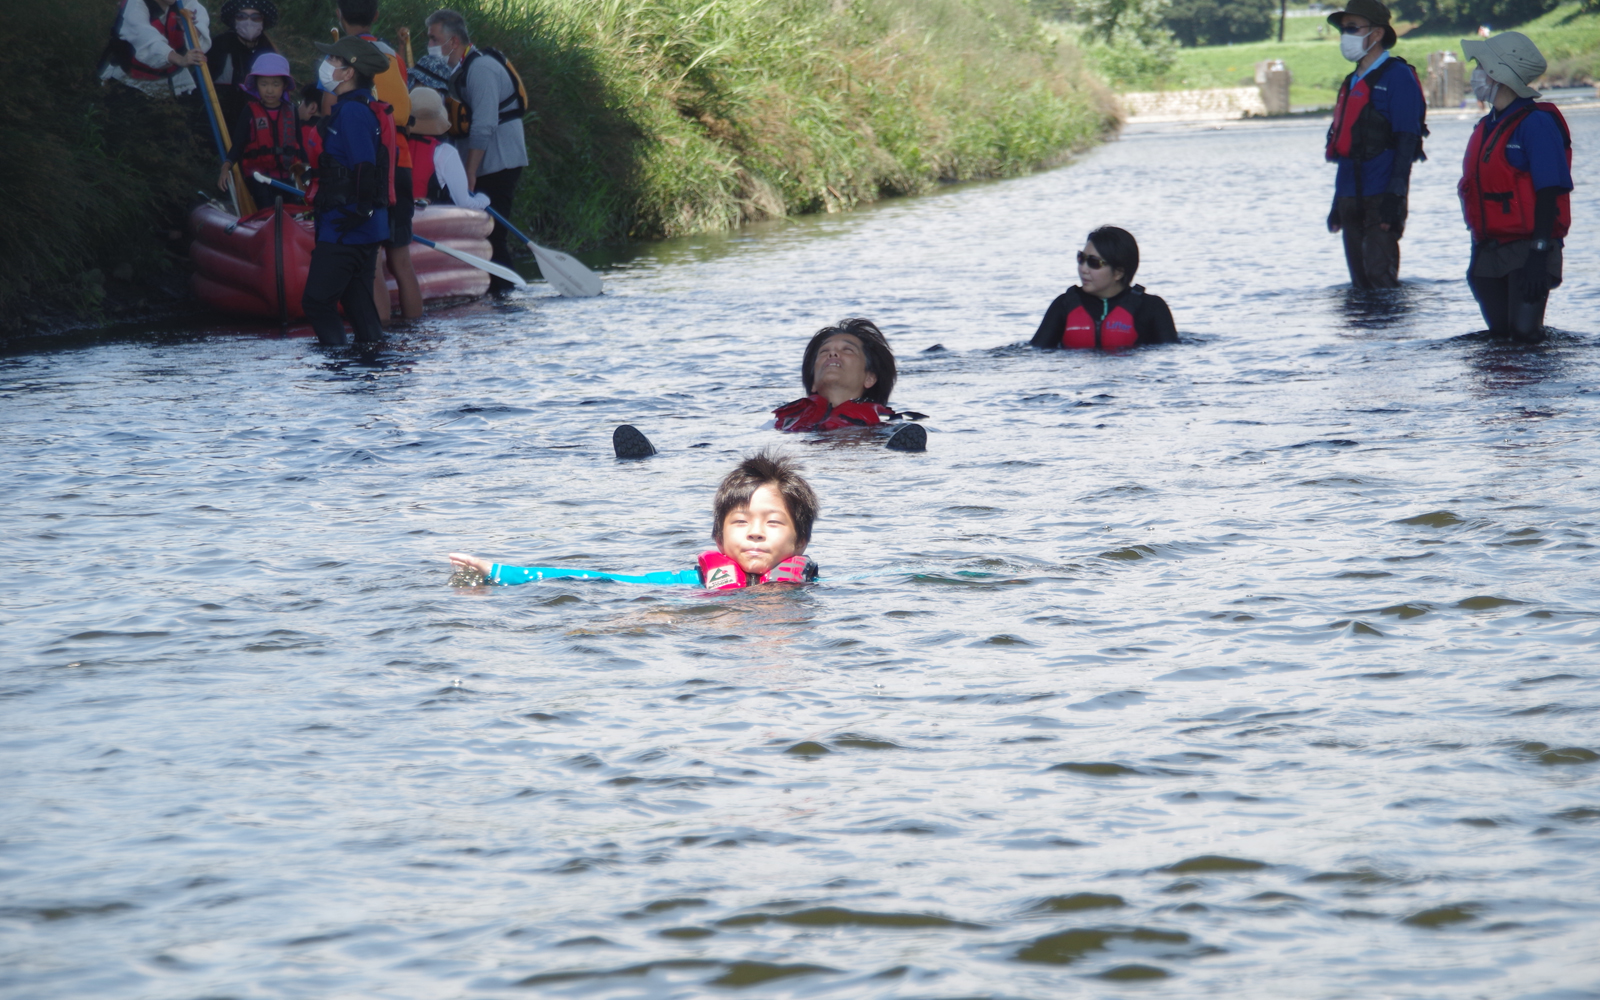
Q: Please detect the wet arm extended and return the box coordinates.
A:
[1030,294,1073,349]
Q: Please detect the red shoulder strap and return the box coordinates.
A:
[697,551,746,589]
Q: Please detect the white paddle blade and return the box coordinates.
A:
[429,241,528,288]
[526,241,603,297]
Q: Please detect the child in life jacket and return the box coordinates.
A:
[1030,226,1178,351]
[216,52,305,206]
[447,450,821,590]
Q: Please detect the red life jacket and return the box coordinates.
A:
[1325,57,1425,164]
[238,100,304,179]
[1458,102,1572,242]
[697,551,817,589]
[368,97,399,207]
[773,394,894,432]
[1062,299,1137,350]
[105,0,187,81]
[409,134,439,200]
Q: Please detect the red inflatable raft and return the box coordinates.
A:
[188,201,496,319]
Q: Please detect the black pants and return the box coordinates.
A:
[1337,195,1402,290]
[475,166,523,293]
[303,241,383,345]
[1468,272,1549,342]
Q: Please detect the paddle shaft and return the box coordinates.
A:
[177,2,256,215]
[483,207,603,297]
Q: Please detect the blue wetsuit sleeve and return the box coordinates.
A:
[488,563,539,585]
[486,564,701,586]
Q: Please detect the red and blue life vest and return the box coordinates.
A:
[1062,299,1137,351]
[1459,102,1571,242]
[238,100,305,180]
[698,551,817,589]
[1325,56,1425,164]
[773,394,894,432]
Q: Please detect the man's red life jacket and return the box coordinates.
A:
[1062,300,1137,350]
[105,0,187,80]
[1325,57,1425,164]
[1459,102,1572,242]
[238,100,304,179]
[409,134,439,199]
[773,394,894,432]
[697,551,817,589]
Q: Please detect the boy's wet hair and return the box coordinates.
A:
[712,450,820,547]
[1086,226,1139,285]
[800,317,896,405]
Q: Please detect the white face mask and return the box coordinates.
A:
[317,58,338,92]
[1471,66,1499,103]
[235,17,262,40]
[427,44,444,60]
[1339,29,1376,62]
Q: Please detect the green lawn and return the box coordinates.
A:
[1135,2,1600,107]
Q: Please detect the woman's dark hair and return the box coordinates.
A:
[1086,226,1140,286]
[799,317,896,405]
[712,450,820,547]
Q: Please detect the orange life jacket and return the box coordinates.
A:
[104,0,187,80]
[238,100,305,179]
[1458,102,1572,242]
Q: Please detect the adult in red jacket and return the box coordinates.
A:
[1459,32,1573,341]
[1031,226,1177,351]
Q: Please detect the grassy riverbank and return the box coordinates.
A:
[0,0,1114,333]
[1116,2,1600,107]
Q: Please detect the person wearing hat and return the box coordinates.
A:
[98,0,211,99]
[406,86,491,209]
[215,51,304,206]
[425,8,529,294]
[1323,0,1427,290]
[1458,31,1573,341]
[302,36,395,346]
[206,0,278,124]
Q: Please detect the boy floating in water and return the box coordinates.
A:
[447,450,820,589]
[612,317,926,458]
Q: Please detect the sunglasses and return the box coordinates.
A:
[1077,252,1109,270]
[1340,23,1373,34]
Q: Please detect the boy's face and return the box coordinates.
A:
[719,483,803,576]
[812,333,876,399]
[256,76,286,104]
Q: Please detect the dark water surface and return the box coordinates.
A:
[4,108,1600,999]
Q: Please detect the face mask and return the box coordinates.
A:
[317,59,338,92]
[427,44,444,60]
[1339,30,1375,62]
[235,18,262,40]
[1471,66,1499,103]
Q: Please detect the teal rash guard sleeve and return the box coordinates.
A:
[487,564,702,586]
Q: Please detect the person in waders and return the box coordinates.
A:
[336,0,424,323]
[1458,32,1573,342]
[1323,0,1426,290]
[1030,226,1178,351]
[302,37,393,347]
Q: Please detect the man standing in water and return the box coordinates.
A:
[1458,32,1572,341]
[1324,0,1426,289]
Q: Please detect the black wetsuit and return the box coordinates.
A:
[1030,284,1178,350]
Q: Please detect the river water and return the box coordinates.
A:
[4,103,1600,999]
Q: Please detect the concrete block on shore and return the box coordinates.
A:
[1118,87,1269,123]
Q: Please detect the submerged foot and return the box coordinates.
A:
[613,424,657,459]
[886,423,926,452]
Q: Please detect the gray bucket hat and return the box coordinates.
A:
[1461,31,1546,99]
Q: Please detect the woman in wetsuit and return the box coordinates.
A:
[1031,226,1178,351]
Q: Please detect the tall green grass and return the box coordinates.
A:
[0,0,1114,328]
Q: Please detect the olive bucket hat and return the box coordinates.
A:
[1461,30,1546,98]
[314,36,390,79]
[1326,0,1398,48]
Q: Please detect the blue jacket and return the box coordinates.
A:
[315,89,389,245]
[1333,52,1426,198]
[1481,96,1574,193]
